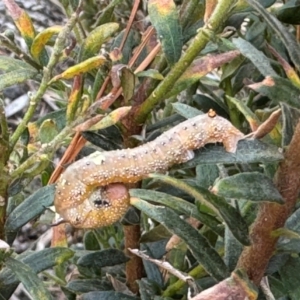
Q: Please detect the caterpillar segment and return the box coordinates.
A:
[54,110,244,228]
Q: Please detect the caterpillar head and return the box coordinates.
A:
[55,183,130,228]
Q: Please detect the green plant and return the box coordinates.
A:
[1,0,300,299]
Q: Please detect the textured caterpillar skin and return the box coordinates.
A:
[55,111,244,228]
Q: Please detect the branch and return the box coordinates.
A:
[237,119,300,284]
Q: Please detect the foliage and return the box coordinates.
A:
[0,0,300,299]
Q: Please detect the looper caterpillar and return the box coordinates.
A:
[54,110,244,228]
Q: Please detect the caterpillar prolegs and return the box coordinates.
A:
[54,110,244,228]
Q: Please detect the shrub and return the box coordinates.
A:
[1,0,300,299]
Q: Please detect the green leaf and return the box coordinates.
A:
[172,102,202,119]
[33,109,66,132]
[66,279,111,293]
[180,139,283,168]
[131,198,230,280]
[77,249,129,268]
[0,56,35,71]
[0,69,38,91]
[50,56,107,82]
[80,23,119,61]
[139,224,172,243]
[271,228,300,239]
[248,76,300,110]
[38,119,59,143]
[148,174,250,246]
[5,257,53,300]
[82,291,139,300]
[95,0,122,26]
[130,189,223,236]
[110,29,141,64]
[0,247,73,299]
[281,103,300,147]
[5,185,55,232]
[148,0,182,65]
[212,172,284,204]
[246,0,300,72]
[136,69,164,80]
[221,55,246,82]
[224,226,243,271]
[196,164,219,189]
[232,37,277,77]
[275,0,300,25]
[3,248,74,285]
[31,25,62,65]
[120,67,135,102]
[279,256,300,300]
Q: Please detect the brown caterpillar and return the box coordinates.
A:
[54,110,244,228]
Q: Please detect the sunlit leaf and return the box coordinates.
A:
[3,0,36,48]
[80,23,119,61]
[31,25,62,65]
[50,56,107,82]
[148,0,182,65]
[212,172,284,204]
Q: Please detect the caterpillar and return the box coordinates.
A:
[54,110,244,228]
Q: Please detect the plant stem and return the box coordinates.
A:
[10,115,84,179]
[0,99,10,239]
[9,6,81,150]
[237,120,300,284]
[135,0,238,123]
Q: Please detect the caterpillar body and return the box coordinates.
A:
[55,110,244,228]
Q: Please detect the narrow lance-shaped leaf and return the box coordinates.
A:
[166,50,240,98]
[0,56,35,71]
[79,23,119,61]
[131,197,230,280]
[226,95,260,131]
[180,139,283,168]
[31,25,62,65]
[275,0,300,25]
[130,189,224,236]
[5,258,53,300]
[148,173,250,245]
[82,291,139,300]
[49,56,107,83]
[246,0,300,72]
[172,102,203,119]
[232,37,277,77]
[3,0,36,48]
[5,185,55,232]
[248,76,300,110]
[267,43,300,89]
[148,0,182,65]
[211,172,284,204]
[77,249,129,268]
[0,69,38,91]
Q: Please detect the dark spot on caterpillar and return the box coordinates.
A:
[94,199,110,208]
